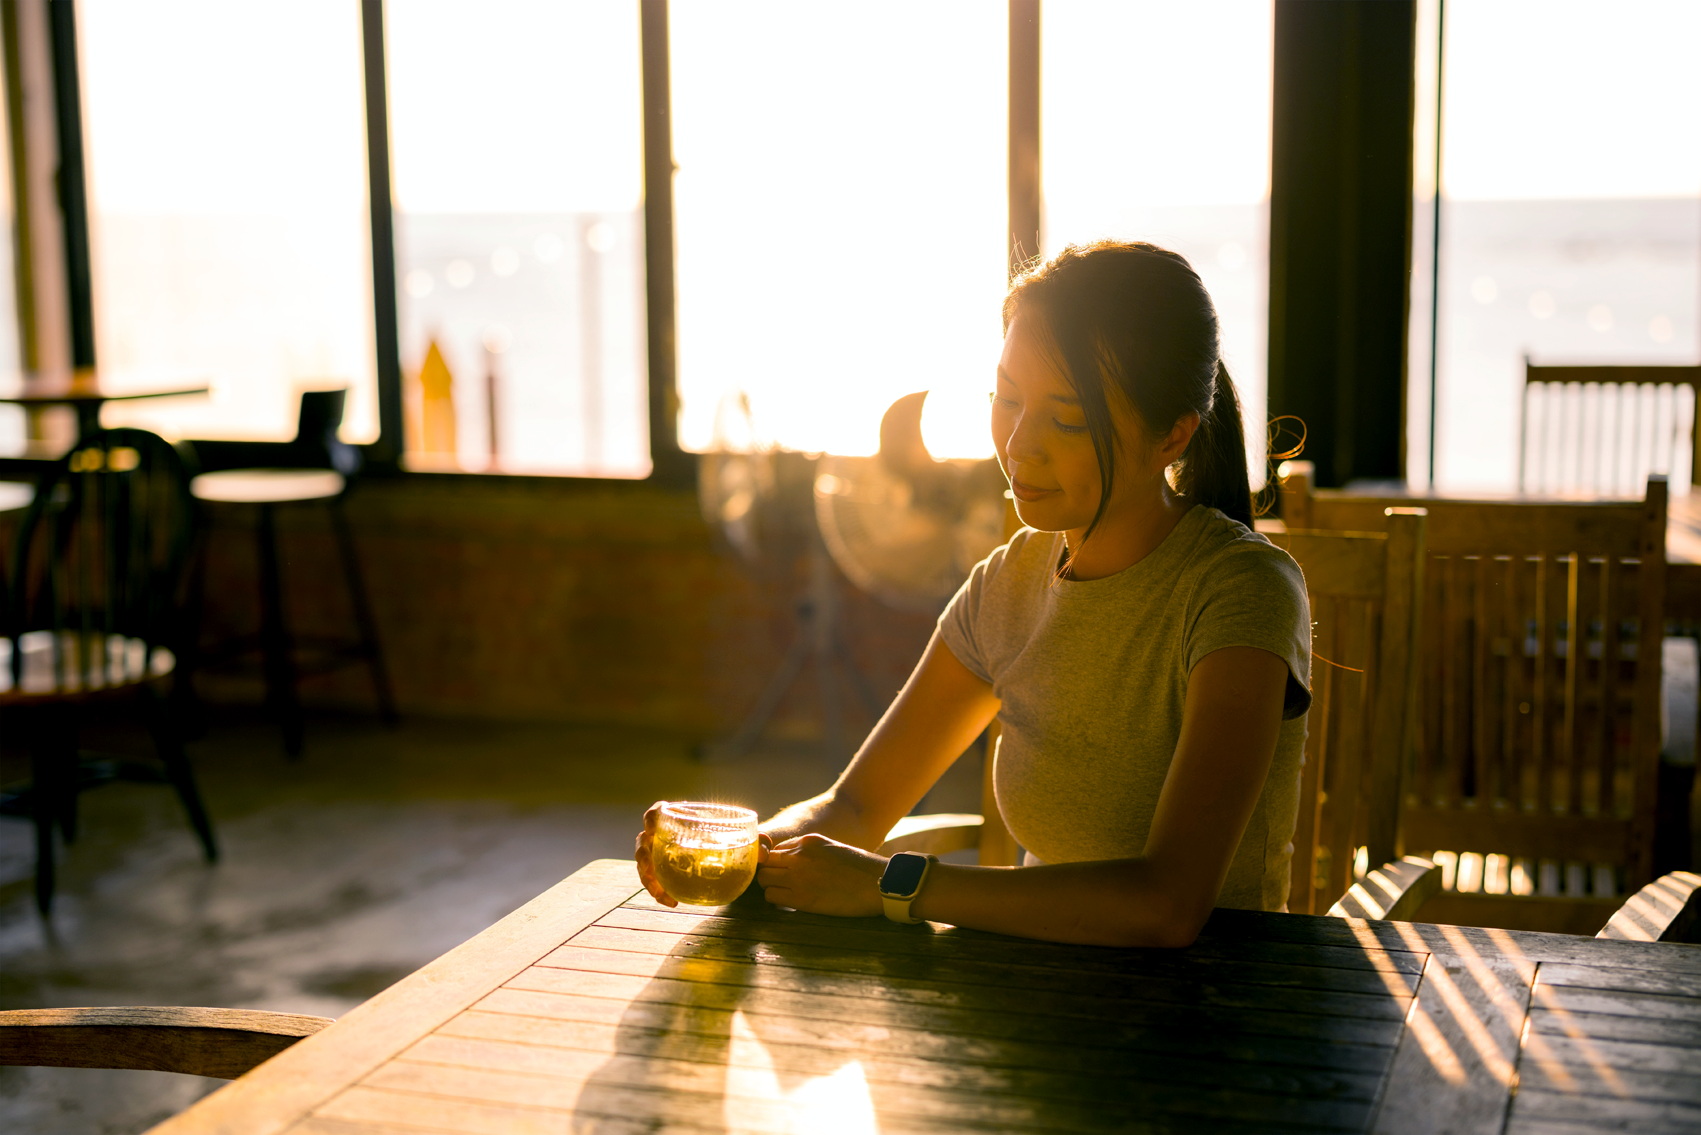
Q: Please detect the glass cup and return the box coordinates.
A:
[651,801,760,906]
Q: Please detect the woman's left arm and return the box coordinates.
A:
[756,645,1291,947]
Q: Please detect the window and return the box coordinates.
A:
[79,0,377,443]
[670,1,1007,460]
[1042,0,1275,484]
[0,40,22,455]
[1413,0,1701,492]
[386,1,648,476]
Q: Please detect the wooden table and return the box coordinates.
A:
[0,375,209,440]
[149,859,1701,1135]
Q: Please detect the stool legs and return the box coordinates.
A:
[256,502,305,758]
[329,496,398,724]
[144,687,219,863]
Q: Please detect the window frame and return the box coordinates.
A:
[30,1,1307,490]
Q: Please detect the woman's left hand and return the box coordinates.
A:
[757,834,888,917]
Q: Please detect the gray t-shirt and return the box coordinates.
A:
[938,505,1311,911]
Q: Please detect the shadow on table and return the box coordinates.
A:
[568,893,912,1135]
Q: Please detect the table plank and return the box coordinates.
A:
[603,902,1428,978]
[475,984,1400,1071]
[151,860,641,1135]
[1204,909,1701,975]
[527,946,1411,1025]
[545,934,1423,1000]
[360,1048,1377,1134]
[1535,962,1701,999]
[433,1009,1387,1103]
[1516,1032,1701,1076]
[1508,1088,1701,1132]
[1371,951,1537,1135]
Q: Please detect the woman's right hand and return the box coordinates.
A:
[634,800,678,907]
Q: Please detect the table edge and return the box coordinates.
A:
[145,858,642,1135]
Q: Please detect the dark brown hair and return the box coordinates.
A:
[1003,240,1252,537]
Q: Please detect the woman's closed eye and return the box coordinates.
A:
[1053,419,1088,435]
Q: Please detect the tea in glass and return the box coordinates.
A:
[652,802,760,906]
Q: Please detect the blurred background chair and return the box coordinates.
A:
[1520,361,1701,495]
[0,1006,332,1080]
[1,429,217,914]
[1280,462,1669,933]
[885,510,1442,923]
[186,389,396,758]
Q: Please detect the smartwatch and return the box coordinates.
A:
[878,852,937,924]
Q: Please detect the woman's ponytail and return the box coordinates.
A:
[1175,362,1252,528]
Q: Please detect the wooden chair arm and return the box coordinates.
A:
[1597,871,1701,943]
[878,813,983,857]
[0,1006,334,1079]
[1327,856,1441,922]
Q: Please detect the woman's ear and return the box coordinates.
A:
[1160,412,1202,465]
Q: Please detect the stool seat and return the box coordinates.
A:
[0,480,33,513]
[191,468,344,504]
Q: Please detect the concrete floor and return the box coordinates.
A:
[0,707,977,1134]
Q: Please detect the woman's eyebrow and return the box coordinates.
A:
[996,367,1080,406]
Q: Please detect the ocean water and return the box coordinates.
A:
[1412,196,1701,493]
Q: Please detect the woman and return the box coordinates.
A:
[638,240,1311,947]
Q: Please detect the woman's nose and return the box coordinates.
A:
[1002,411,1045,464]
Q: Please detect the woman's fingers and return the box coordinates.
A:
[635,801,676,906]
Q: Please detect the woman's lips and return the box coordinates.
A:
[1009,478,1057,502]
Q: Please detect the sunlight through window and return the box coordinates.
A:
[672,2,1007,459]
[80,0,376,443]
[1413,0,1701,491]
[1043,0,1274,486]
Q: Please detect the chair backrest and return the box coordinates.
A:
[1265,510,1428,915]
[1278,462,1668,921]
[295,388,359,476]
[1520,361,1701,493]
[4,429,196,692]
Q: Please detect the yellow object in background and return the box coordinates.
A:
[414,339,457,459]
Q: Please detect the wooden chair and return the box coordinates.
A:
[2,428,217,914]
[1596,869,1701,943]
[1280,461,1668,934]
[0,1006,332,1079]
[1520,361,1701,494]
[884,509,1442,922]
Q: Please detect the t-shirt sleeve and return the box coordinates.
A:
[1186,540,1313,719]
[937,535,1018,685]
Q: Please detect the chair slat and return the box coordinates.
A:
[1563,553,1585,815]
[1596,556,1619,817]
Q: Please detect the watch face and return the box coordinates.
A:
[881,853,930,896]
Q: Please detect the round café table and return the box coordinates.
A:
[0,375,210,441]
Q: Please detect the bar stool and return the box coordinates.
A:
[187,391,396,757]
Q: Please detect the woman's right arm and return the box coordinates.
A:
[636,631,1000,905]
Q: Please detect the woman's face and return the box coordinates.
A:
[992,316,1138,535]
